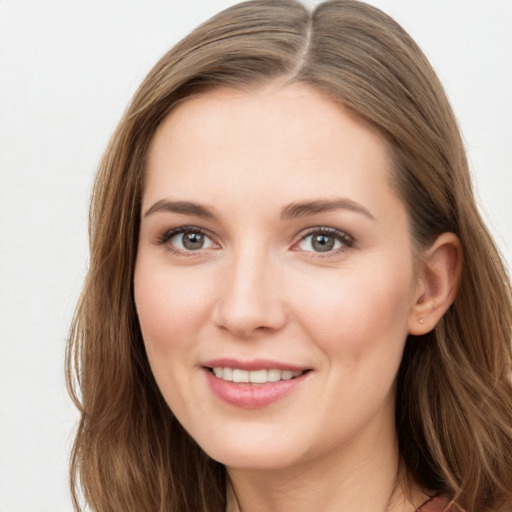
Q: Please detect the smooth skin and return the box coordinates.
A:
[134,82,460,512]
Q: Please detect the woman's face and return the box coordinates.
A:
[134,83,421,471]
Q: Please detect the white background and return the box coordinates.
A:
[0,1,511,511]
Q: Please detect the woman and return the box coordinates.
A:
[66,1,512,511]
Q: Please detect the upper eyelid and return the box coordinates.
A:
[156,225,217,245]
[154,224,354,249]
[295,226,354,242]
[292,226,356,252]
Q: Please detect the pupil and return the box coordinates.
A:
[183,232,204,250]
[312,234,334,252]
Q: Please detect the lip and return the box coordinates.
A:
[201,359,311,409]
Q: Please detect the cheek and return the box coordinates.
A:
[290,260,414,363]
[288,261,415,434]
[134,260,217,416]
[134,260,213,363]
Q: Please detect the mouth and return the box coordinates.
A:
[201,359,312,407]
[207,366,308,384]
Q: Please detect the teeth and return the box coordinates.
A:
[211,367,303,384]
[267,369,281,382]
[249,369,267,384]
[232,369,249,383]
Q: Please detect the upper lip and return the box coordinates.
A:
[201,358,310,372]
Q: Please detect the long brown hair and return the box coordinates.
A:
[66,1,512,511]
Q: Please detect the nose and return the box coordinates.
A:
[212,246,287,338]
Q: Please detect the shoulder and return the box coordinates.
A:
[417,495,455,512]
[418,496,512,512]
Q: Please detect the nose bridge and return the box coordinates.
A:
[213,237,286,336]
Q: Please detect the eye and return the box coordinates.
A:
[157,227,217,252]
[296,228,354,254]
[173,230,214,251]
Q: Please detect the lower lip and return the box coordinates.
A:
[204,369,309,409]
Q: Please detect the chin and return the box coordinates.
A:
[192,424,308,471]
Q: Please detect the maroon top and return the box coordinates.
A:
[417,495,454,512]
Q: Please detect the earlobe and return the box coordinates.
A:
[408,232,462,335]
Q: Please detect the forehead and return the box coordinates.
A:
[144,82,398,216]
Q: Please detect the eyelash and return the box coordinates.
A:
[155,225,355,257]
[155,226,216,256]
[293,227,355,256]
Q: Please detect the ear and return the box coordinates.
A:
[408,232,462,335]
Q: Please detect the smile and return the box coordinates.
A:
[210,367,304,384]
[202,361,311,408]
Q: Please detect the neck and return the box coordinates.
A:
[226,424,425,512]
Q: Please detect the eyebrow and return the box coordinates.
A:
[144,197,374,221]
[144,200,217,219]
[281,198,375,220]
